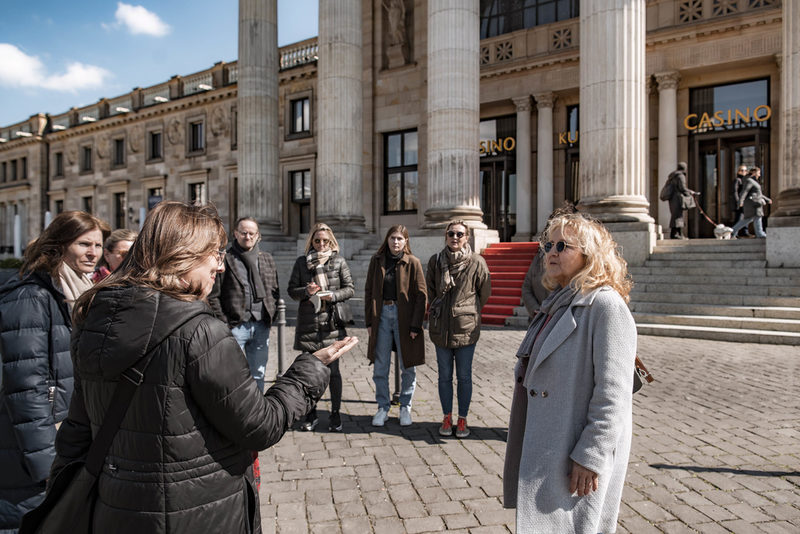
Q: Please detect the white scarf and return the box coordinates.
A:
[57,262,94,310]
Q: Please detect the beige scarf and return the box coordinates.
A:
[58,262,94,310]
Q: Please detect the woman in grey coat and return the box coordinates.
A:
[730,167,771,238]
[503,212,636,534]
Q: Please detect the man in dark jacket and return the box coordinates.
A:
[667,162,697,239]
[0,273,72,532]
[731,165,751,237]
[209,217,280,392]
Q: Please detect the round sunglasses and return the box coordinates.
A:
[543,241,575,253]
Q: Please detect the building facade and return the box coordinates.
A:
[1,0,795,263]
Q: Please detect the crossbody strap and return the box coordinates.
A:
[83,309,208,477]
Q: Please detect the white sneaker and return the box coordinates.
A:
[372,408,389,427]
[399,406,412,427]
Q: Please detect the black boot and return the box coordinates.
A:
[300,409,318,431]
[328,411,342,432]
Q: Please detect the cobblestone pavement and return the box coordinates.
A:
[257,326,800,533]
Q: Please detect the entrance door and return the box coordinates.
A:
[480,160,516,241]
[692,134,768,238]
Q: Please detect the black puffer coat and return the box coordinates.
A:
[50,285,330,534]
[0,272,72,533]
[287,253,354,352]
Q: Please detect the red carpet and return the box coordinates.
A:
[480,242,539,325]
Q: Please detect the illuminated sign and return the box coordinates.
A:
[683,106,771,131]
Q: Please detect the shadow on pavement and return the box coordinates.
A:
[651,463,800,478]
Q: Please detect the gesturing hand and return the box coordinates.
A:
[569,460,599,497]
[313,336,359,365]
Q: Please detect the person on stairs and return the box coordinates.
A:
[667,162,698,239]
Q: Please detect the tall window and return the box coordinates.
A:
[82,146,93,172]
[1,162,5,183]
[113,192,127,229]
[113,138,125,167]
[688,79,770,133]
[54,199,64,214]
[82,196,93,214]
[231,106,238,149]
[189,182,207,205]
[55,152,64,177]
[20,157,27,180]
[290,97,310,134]
[480,0,579,39]
[148,187,164,210]
[149,131,163,160]
[290,169,312,234]
[189,121,204,152]
[384,130,418,213]
[10,160,17,181]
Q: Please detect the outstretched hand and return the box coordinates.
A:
[313,336,359,365]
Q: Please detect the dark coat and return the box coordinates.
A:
[425,251,491,349]
[208,247,280,327]
[0,272,72,531]
[287,253,354,352]
[50,286,330,534]
[739,176,770,218]
[668,170,694,228]
[521,249,548,318]
[364,252,427,368]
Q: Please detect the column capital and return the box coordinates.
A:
[512,95,532,112]
[655,71,680,91]
[534,92,556,109]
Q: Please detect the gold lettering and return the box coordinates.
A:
[568,131,578,144]
[697,112,713,130]
[558,132,568,145]
[479,141,486,155]
[712,110,725,127]
[503,137,516,151]
[683,113,698,130]
[734,108,749,124]
[754,105,771,121]
[727,109,732,125]
[490,140,502,153]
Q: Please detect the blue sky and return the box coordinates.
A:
[0,0,318,126]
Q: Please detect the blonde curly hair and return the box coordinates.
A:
[541,213,633,302]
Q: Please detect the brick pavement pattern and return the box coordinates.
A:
[257,326,800,533]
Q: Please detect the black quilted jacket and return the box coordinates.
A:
[0,271,72,532]
[50,285,330,534]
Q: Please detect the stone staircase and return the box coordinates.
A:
[480,242,538,326]
[629,239,800,345]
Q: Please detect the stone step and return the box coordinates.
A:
[504,315,529,328]
[630,291,799,307]
[632,282,800,297]
[644,259,767,269]
[654,238,765,248]
[630,273,799,287]
[629,301,800,320]
[630,266,800,278]
[632,312,800,333]
[647,252,765,262]
[635,323,800,346]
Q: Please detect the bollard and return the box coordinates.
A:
[276,298,287,377]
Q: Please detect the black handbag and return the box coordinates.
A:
[19,342,161,533]
[333,301,354,327]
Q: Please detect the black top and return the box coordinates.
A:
[382,250,403,302]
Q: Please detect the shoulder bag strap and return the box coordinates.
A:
[83,310,208,476]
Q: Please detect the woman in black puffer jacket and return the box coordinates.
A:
[0,211,108,534]
[49,202,358,534]
[287,223,355,433]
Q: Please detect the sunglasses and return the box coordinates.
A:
[447,231,465,238]
[314,238,330,245]
[543,241,574,253]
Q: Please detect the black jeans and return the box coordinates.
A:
[308,359,342,420]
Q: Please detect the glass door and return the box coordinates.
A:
[480,161,515,241]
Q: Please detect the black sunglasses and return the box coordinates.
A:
[543,241,573,253]
[447,231,465,238]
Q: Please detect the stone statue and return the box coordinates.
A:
[383,0,406,47]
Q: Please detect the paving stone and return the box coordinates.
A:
[395,499,427,519]
[442,513,480,529]
[307,503,338,523]
[403,515,445,533]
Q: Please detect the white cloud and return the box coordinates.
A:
[0,43,111,92]
[112,3,170,37]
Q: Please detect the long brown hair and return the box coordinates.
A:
[74,202,227,321]
[21,211,110,278]
[96,228,138,271]
[377,225,412,256]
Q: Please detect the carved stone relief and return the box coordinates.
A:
[210,106,228,137]
[167,118,183,145]
[382,0,413,69]
[129,125,143,153]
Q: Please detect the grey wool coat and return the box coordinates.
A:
[503,286,636,534]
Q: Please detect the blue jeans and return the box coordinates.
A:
[231,319,270,392]
[731,215,766,238]
[435,344,476,418]
[373,304,416,410]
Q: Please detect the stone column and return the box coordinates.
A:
[424,0,484,229]
[535,93,555,233]
[316,0,366,233]
[655,72,680,233]
[237,0,281,234]
[512,96,532,241]
[769,1,800,266]
[579,0,654,265]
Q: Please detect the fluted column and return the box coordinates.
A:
[776,1,800,218]
[578,0,651,223]
[512,96,532,240]
[535,93,555,232]
[238,0,281,234]
[656,71,680,232]
[424,0,484,228]
[316,0,366,232]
